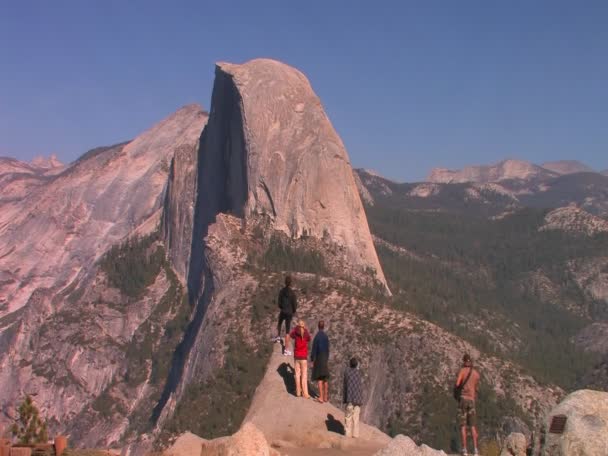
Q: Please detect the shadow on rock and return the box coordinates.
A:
[325,413,345,435]
[277,362,296,396]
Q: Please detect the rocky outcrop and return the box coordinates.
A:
[197,58,387,289]
[427,159,556,184]
[164,425,280,456]
[200,423,279,456]
[244,343,390,453]
[373,435,446,455]
[31,154,64,172]
[500,432,527,456]
[165,432,207,456]
[541,389,608,456]
[540,206,608,236]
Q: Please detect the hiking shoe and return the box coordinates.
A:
[461,451,468,456]
[283,350,293,356]
[473,449,479,455]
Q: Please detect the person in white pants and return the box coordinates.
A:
[343,357,364,438]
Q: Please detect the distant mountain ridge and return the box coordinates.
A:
[541,160,594,175]
[356,166,608,218]
[427,159,600,184]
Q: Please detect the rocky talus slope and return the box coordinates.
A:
[540,206,608,236]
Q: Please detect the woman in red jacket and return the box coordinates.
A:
[285,320,311,398]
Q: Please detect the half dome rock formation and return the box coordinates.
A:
[197,58,387,289]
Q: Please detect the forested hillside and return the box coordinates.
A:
[358,169,608,393]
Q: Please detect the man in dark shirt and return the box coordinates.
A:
[311,320,330,402]
[275,275,297,347]
[343,357,364,438]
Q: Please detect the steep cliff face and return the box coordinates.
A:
[0,104,207,444]
[196,59,387,288]
[162,111,209,284]
[150,58,392,437]
[0,104,206,317]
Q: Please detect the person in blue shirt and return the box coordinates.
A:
[311,320,330,403]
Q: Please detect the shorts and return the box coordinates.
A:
[458,398,476,427]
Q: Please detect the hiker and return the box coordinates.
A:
[285,320,311,398]
[311,320,330,403]
[343,357,364,438]
[454,353,481,456]
[275,275,297,344]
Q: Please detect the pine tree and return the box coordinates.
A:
[11,395,48,444]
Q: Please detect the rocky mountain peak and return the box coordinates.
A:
[31,153,63,170]
[0,104,207,317]
[198,58,387,289]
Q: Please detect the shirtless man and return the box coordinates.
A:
[455,353,481,456]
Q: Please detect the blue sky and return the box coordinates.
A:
[1,1,607,181]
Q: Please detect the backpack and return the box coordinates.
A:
[453,368,473,401]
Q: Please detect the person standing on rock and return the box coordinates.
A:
[311,320,330,403]
[454,353,481,456]
[275,275,297,347]
[343,357,364,438]
[285,320,311,398]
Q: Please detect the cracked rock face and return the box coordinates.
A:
[0,104,207,317]
[0,104,207,443]
[199,58,387,288]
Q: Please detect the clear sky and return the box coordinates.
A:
[1,1,607,181]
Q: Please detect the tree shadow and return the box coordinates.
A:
[277,362,296,396]
[325,413,345,435]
